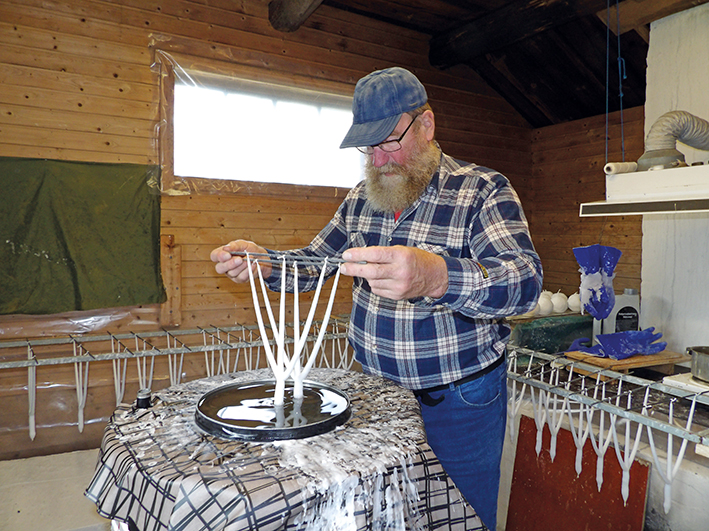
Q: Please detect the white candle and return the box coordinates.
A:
[245,254,343,405]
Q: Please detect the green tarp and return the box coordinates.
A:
[0,157,166,315]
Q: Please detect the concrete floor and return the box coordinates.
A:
[0,449,110,531]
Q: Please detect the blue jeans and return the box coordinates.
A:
[417,360,507,530]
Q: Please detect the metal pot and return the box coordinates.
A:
[688,346,709,383]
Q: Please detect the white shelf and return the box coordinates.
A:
[580,164,709,216]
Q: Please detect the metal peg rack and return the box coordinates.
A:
[506,345,709,513]
[0,317,353,372]
[0,317,354,440]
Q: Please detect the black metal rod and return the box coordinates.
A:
[228,251,365,265]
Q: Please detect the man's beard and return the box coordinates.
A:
[364,135,440,214]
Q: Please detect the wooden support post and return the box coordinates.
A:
[160,234,182,327]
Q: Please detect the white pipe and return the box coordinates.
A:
[604,162,637,175]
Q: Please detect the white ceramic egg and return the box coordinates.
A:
[551,292,568,313]
[537,296,554,316]
[567,292,582,313]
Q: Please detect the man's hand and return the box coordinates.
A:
[341,246,448,301]
[210,240,272,283]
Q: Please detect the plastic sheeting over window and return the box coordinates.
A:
[0,157,166,315]
[151,48,363,194]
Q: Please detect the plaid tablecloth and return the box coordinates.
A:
[86,368,485,531]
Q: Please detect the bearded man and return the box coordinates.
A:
[211,67,543,530]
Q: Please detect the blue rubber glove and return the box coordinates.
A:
[567,337,605,357]
[573,245,602,275]
[595,328,667,360]
[573,244,622,320]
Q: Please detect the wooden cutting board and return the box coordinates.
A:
[565,349,689,372]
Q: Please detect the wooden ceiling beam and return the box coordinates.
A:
[268,0,326,32]
[429,0,608,69]
[598,0,709,36]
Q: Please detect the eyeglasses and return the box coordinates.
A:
[356,114,419,155]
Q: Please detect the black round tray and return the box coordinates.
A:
[195,379,351,442]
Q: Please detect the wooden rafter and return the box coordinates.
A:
[598,0,709,42]
[268,0,326,32]
[429,0,608,69]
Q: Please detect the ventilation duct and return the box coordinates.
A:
[637,110,709,171]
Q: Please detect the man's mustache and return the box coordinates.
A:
[368,161,404,177]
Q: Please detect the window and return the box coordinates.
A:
[172,77,364,188]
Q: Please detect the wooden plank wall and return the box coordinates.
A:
[530,106,645,298]
[0,0,531,459]
[0,0,531,338]
[162,189,357,329]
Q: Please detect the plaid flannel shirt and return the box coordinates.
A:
[266,152,542,390]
